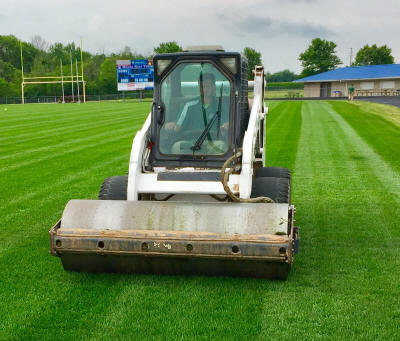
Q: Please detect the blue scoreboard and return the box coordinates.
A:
[117,59,154,91]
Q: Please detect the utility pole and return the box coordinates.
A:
[349,48,353,66]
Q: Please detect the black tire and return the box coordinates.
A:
[255,167,291,180]
[251,177,290,203]
[98,176,128,200]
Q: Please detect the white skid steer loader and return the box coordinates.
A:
[50,46,299,279]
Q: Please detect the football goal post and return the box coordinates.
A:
[20,38,86,104]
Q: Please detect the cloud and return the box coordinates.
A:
[237,15,334,38]
[275,0,318,2]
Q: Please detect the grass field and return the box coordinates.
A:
[0,100,399,340]
[266,89,304,98]
[249,89,304,99]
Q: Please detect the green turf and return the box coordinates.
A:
[0,100,399,340]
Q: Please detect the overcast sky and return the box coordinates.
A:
[1,0,399,73]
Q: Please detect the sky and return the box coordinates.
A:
[1,0,399,73]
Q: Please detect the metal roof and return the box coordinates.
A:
[295,64,400,83]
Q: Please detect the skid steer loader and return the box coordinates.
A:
[50,46,299,279]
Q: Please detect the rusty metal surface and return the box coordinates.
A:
[52,230,290,259]
[50,201,297,279]
[49,220,61,256]
[60,200,290,235]
[51,225,292,279]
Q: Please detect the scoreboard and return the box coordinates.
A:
[117,59,154,91]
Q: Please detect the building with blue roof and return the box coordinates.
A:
[295,64,400,98]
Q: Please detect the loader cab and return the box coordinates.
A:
[150,49,249,168]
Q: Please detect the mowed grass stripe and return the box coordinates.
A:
[0,134,134,208]
[3,152,128,208]
[325,102,400,203]
[266,101,302,170]
[0,104,147,149]
[80,277,266,341]
[0,103,147,249]
[0,110,143,151]
[0,151,131,248]
[258,101,399,339]
[0,104,145,339]
[0,155,129,249]
[264,101,287,133]
[330,100,400,172]
[0,116,144,161]
[0,109,122,137]
[0,103,135,133]
[0,128,135,212]
[0,124,139,174]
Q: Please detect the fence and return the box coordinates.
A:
[0,91,154,105]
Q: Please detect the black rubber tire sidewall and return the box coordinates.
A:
[98,176,128,200]
[255,167,291,180]
[251,176,290,203]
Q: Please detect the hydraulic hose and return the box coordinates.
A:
[221,150,275,203]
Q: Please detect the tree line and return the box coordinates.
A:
[0,37,263,98]
[0,35,296,98]
[0,34,395,98]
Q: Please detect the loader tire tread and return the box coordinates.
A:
[98,176,127,200]
[255,167,291,180]
[251,176,290,203]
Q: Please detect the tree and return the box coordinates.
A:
[0,59,18,82]
[0,35,39,72]
[31,35,49,52]
[98,58,117,94]
[243,47,262,80]
[119,46,134,59]
[48,42,69,65]
[266,69,297,82]
[0,77,15,97]
[299,38,341,77]
[353,44,394,66]
[84,54,106,81]
[153,41,182,54]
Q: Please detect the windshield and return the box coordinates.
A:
[159,62,231,156]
